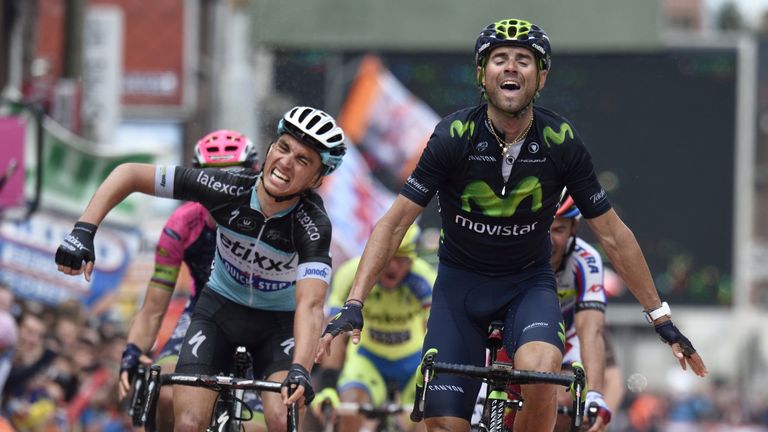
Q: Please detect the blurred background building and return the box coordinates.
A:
[1,0,768,429]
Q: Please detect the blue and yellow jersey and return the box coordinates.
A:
[328,256,435,360]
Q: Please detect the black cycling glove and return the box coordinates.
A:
[282,363,314,405]
[654,321,696,357]
[322,300,364,337]
[120,342,143,382]
[55,221,98,270]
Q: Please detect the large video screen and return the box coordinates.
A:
[274,48,737,306]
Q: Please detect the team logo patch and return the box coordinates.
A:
[236,216,257,232]
[528,142,540,154]
[476,141,489,152]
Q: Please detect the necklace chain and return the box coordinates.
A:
[486,115,533,156]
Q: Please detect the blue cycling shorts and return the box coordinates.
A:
[422,261,564,420]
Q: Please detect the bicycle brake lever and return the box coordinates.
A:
[587,403,599,426]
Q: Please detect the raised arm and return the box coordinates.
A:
[585,209,708,377]
[80,163,158,225]
[55,163,158,280]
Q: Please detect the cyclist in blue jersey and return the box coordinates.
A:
[55,106,346,432]
[116,130,264,432]
[318,18,707,432]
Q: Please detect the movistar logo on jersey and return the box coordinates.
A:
[455,214,538,236]
[450,119,475,138]
[195,171,247,196]
[542,122,574,148]
[461,177,543,217]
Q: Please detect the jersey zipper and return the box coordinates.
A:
[249,220,267,307]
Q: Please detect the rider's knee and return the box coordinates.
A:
[514,342,562,371]
[174,414,206,432]
[158,386,174,411]
[264,411,287,431]
[424,416,468,432]
[263,402,289,432]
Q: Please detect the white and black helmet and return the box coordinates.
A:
[277,106,346,176]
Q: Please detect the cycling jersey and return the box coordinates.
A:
[400,104,611,275]
[154,166,333,311]
[150,201,216,301]
[327,256,435,360]
[557,237,607,365]
[150,202,216,361]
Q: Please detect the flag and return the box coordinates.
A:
[319,143,395,263]
[338,55,440,182]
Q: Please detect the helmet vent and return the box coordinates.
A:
[327,133,343,144]
[306,115,321,129]
[317,122,333,135]
[224,145,238,151]
[297,107,310,122]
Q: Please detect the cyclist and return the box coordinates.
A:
[312,224,434,432]
[116,130,265,432]
[551,193,612,431]
[495,192,617,431]
[55,106,346,431]
[318,18,707,432]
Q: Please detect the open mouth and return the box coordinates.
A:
[500,80,521,91]
[270,168,289,183]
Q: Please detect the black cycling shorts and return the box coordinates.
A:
[176,288,294,379]
[422,261,564,420]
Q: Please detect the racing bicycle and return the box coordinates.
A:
[411,321,589,432]
[129,346,297,432]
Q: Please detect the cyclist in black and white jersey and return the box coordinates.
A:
[319,18,707,432]
[55,106,346,431]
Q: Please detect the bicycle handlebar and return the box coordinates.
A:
[129,368,288,428]
[430,362,575,387]
[160,373,283,392]
[410,349,576,424]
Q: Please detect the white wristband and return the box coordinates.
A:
[643,301,671,323]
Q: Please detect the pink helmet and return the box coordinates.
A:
[193,129,259,168]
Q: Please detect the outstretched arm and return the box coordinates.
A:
[55,163,158,280]
[316,195,423,357]
[349,196,424,307]
[585,209,707,376]
[79,163,158,225]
